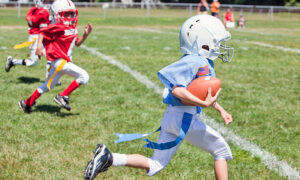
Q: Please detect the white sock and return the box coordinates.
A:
[12,59,24,65]
[112,153,127,167]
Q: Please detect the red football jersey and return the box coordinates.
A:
[40,23,79,62]
[26,7,50,35]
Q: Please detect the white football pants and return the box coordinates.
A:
[146,105,232,176]
[37,59,89,94]
[26,34,46,67]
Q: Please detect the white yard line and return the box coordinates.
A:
[230,29,272,35]
[123,27,300,54]
[81,45,162,95]
[244,41,300,54]
[81,45,300,179]
[201,114,300,180]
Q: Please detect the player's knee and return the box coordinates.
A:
[146,159,164,176]
[77,71,89,85]
[214,151,233,161]
[212,138,233,161]
[26,58,38,67]
[37,86,48,94]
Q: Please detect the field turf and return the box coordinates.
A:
[0,7,299,179]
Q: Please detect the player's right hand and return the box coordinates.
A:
[35,48,42,59]
[204,88,221,107]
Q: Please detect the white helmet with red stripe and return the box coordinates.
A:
[51,0,78,27]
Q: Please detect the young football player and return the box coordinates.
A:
[5,0,52,80]
[84,15,234,180]
[18,0,92,113]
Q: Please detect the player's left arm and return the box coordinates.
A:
[75,23,93,47]
[212,102,232,125]
[35,34,44,59]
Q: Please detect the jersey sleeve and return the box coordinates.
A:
[75,28,80,42]
[40,24,65,41]
[157,55,207,90]
[75,35,80,43]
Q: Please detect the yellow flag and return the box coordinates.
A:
[13,38,37,49]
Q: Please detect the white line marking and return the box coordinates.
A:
[81,45,162,95]
[81,45,300,179]
[245,41,300,54]
[121,46,131,51]
[163,46,172,51]
[201,114,300,180]
[230,28,300,36]
[136,28,164,33]
[123,27,300,54]
[239,46,249,51]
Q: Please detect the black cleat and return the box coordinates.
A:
[84,144,113,180]
[5,56,14,72]
[18,100,32,114]
[54,95,71,111]
[56,81,62,86]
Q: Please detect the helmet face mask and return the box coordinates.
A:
[180,15,234,63]
[51,0,78,28]
[57,9,78,27]
[217,39,234,63]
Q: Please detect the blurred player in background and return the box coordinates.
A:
[238,14,246,29]
[223,8,235,28]
[5,0,53,81]
[84,15,234,180]
[210,0,220,18]
[18,0,92,113]
[197,0,209,15]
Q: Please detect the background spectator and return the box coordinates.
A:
[223,8,235,28]
[238,14,246,28]
[197,0,209,15]
[210,0,220,18]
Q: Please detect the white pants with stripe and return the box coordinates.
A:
[146,105,232,176]
[26,34,46,67]
[37,59,89,94]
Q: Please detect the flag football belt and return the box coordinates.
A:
[115,112,193,150]
[13,38,37,49]
[47,59,67,90]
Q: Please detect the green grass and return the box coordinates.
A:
[0,7,299,179]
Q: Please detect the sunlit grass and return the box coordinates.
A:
[0,7,299,179]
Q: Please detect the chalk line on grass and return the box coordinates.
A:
[127,27,300,54]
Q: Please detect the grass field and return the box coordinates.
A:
[0,6,299,180]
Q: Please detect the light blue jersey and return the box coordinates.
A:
[115,55,217,150]
[158,54,216,106]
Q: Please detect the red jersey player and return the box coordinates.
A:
[18,0,93,113]
[5,0,52,80]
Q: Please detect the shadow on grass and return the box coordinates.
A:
[34,104,79,117]
[18,76,43,84]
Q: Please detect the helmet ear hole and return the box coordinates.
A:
[202,45,209,51]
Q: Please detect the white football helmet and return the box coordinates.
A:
[34,0,44,8]
[51,0,78,28]
[179,15,234,62]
